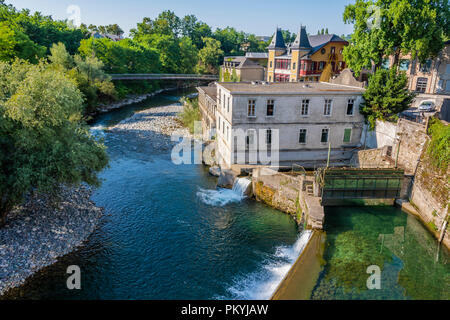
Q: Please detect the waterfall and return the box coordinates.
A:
[218,230,313,300]
[197,178,252,206]
[232,178,252,197]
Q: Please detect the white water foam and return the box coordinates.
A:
[197,178,252,207]
[90,124,106,138]
[218,230,313,300]
[197,188,245,206]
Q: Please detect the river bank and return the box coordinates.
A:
[0,95,190,297]
[0,186,103,296]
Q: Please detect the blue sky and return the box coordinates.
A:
[7,0,355,36]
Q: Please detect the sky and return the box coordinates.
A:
[7,0,356,37]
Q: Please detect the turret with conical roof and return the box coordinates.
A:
[291,26,312,51]
[267,28,286,50]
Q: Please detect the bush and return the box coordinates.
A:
[179,97,201,134]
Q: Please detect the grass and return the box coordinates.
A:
[427,118,450,171]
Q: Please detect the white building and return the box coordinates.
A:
[213,81,366,169]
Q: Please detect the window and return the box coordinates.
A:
[343,128,352,143]
[222,121,225,134]
[267,100,274,116]
[381,58,390,70]
[218,89,221,103]
[223,94,226,109]
[324,99,332,116]
[293,62,296,70]
[319,61,325,70]
[248,100,256,117]
[399,59,410,71]
[269,75,272,82]
[321,128,329,143]
[301,99,309,116]
[347,99,355,115]
[226,126,229,141]
[331,47,335,54]
[276,59,290,69]
[270,61,273,68]
[416,78,428,93]
[299,129,307,144]
[227,97,230,113]
[420,60,432,72]
[321,48,326,54]
[266,129,272,145]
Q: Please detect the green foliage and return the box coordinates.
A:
[343,0,450,74]
[49,42,116,114]
[179,98,201,134]
[0,59,108,224]
[0,21,46,63]
[197,37,223,74]
[0,2,87,55]
[360,68,415,128]
[426,118,450,171]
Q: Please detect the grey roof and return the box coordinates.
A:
[197,86,217,100]
[267,28,286,50]
[308,34,348,54]
[238,58,264,69]
[218,82,365,94]
[291,26,312,50]
[245,52,269,59]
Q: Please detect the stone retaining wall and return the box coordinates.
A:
[252,168,324,229]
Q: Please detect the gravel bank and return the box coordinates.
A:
[107,103,191,151]
[0,186,103,296]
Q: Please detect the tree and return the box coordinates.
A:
[197,37,223,74]
[0,21,46,63]
[0,59,108,226]
[343,0,450,74]
[49,42,116,114]
[360,68,415,128]
[178,37,198,74]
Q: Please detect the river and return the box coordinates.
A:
[3,88,449,300]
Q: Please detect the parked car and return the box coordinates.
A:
[418,101,435,112]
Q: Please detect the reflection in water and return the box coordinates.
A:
[312,206,449,300]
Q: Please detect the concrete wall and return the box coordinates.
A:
[363,120,398,149]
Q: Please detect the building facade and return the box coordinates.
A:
[197,85,217,141]
[267,27,348,83]
[381,41,450,118]
[213,82,365,169]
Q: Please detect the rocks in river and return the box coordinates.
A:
[0,185,103,296]
[108,104,191,153]
[209,166,221,177]
[217,169,238,189]
[202,141,217,167]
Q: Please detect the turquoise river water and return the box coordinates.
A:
[3,89,449,300]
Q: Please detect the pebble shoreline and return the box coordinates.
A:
[0,186,103,296]
[0,99,191,297]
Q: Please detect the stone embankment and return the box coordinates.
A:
[0,186,103,296]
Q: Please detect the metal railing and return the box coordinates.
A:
[108,73,219,81]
